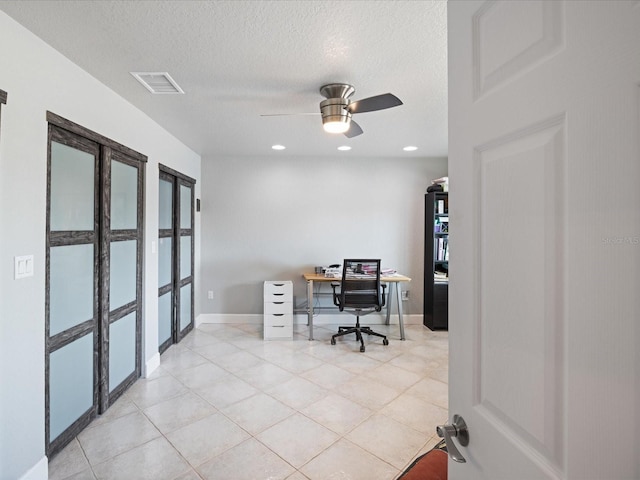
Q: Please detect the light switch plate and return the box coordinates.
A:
[15,255,34,279]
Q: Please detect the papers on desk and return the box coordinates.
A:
[324,267,399,278]
[324,267,341,278]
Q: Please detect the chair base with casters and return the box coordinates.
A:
[330,315,389,353]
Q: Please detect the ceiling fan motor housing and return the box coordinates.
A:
[320,83,355,100]
[319,84,355,131]
[320,83,356,132]
[320,97,352,127]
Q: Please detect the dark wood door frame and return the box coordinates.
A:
[0,89,7,140]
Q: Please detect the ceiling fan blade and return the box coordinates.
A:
[260,113,320,116]
[348,93,403,114]
[344,120,363,138]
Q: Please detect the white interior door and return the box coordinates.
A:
[447,1,639,478]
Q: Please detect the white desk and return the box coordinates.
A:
[303,273,411,341]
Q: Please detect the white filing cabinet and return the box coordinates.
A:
[263,280,293,340]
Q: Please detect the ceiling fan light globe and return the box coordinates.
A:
[323,119,350,134]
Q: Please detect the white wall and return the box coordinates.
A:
[0,12,200,480]
[199,154,447,319]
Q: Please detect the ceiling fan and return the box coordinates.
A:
[262,83,403,138]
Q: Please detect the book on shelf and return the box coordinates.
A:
[436,237,449,262]
[434,217,449,233]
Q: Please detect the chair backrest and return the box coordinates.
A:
[338,259,384,311]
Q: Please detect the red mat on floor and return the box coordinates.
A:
[397,444,448,480]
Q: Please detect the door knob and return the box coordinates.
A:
[436,414,469,463]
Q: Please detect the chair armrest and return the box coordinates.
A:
[380,284,387,309]
[331,283,341,307]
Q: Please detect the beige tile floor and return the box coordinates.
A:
[48,322,448,480]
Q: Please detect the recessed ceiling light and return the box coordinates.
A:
[337,146,351,151]
[271,145,286,150]
[403,146,418,151]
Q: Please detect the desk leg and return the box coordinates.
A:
[396,283,405,340]
[306,279,314,341]
[385,283,392,325]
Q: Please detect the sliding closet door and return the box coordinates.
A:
[46,126,100,456]
[158,166,195,352]
[158,173,174,353]
[46,113,146,458]
[101,148,143,409]
[177,180,194,339]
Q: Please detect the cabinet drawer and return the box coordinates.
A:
[265,292,293,302]
[264,313,293,327]
[264,301,292,315]
[264,281,292,297]
[264,324,293,340]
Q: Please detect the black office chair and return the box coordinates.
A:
[330,259,389,353]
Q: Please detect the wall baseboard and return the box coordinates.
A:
[196,313,423,326]
[18,456,47,480]
[144,352,160,378]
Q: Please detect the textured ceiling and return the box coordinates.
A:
[0,0,448,159]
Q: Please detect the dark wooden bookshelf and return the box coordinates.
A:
[424,191,448,330]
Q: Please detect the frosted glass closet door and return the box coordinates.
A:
[158,169,194,349]
[47,134,99,449]
[178,183,193,336]
[158,176,174,350]
[107,157,140,396]
[46,117,146,457]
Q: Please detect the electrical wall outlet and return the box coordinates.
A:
[207,291,213,300]
[401,290,409,301]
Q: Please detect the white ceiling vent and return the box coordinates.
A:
[130,72,184,94]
